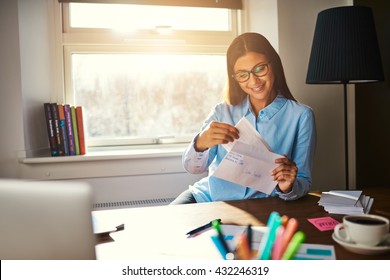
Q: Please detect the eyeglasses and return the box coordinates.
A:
[232,62,270,83]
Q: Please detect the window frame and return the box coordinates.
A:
[61,2,241,147]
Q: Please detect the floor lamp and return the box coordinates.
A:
[306,6,384,190]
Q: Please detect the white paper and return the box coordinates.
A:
[213,118,281,195]
[321,190,362,202]
[318,190,374,215]
[223,117,272,152]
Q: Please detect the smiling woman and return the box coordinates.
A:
[60,1,241,147]
[171,33,317,204]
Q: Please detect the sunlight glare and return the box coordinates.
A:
[70,3,230,32]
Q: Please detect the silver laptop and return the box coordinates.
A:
[0,179,96,259]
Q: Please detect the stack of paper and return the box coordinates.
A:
[318,190,374,215]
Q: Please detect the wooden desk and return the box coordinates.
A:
[94,188,390,260]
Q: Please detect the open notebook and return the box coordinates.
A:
[0,179,96,260]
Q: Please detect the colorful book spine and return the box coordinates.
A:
[43,103,58,156]
[76,106,86,155]
[50,103,64,156]
[44,102,87,156]
[64,104,76,155]
[71,106,80,155]
[57,104,69,156]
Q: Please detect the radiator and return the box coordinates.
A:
[93,197,176,210]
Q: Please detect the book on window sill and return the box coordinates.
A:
[71,106,80,155]
[43,103,58,156]
[50,103,64,156]
[76,106,86,155]
[44,102,87,157]
[57,104,70,156]
[64,104,76,156]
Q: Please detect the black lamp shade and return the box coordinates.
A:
[306,6,384,84]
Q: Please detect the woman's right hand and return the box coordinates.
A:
[194,121,239,152]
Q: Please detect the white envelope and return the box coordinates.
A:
[213,117,281,195]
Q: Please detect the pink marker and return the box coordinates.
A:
[271,226,285,260]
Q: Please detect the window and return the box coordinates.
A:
[61,2,240,146]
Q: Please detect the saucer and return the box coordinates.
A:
[332,228,390,255]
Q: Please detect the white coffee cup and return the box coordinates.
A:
[334,214,389,246]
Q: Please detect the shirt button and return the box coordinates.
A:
[259,111,265,119]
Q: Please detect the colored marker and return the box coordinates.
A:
[258,211,282,260]
[235,232,252,260]
[281,231,306,260]
[212,219,231,255]
[280,218,298,256]
[211,235,229,259]
[271,225,285,260]
[212,219,223,234]
[281,215,289,226]
[246,224,252,247]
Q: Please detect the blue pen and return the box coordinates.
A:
[186,219,221,238]
[258,211,282,260]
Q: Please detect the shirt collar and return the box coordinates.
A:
[244,93,287,120]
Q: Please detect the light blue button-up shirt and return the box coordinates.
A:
[183,94,316,202]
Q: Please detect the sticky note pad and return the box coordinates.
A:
[307,217,340,231]
[293,244,336,260]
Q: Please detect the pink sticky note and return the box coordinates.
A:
[307,217,340,231]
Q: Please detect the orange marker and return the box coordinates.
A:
[280,218,298,257]
[235,232,252,260]
[281,215,289,227]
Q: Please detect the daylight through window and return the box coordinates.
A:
[62,2,239,146]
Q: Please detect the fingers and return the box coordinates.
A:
[271,158,298,193]
[205,121,239,144]
[273,171,296,183]
[195,121,239,151]
[272,156,297,175]
[271,155,297,192]
[209,121,240,142]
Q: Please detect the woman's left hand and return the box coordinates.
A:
[271,154,298,193]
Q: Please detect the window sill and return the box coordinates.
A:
[19,143,188,164]
[17,143,190,180]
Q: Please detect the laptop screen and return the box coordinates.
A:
[0,179,96,260]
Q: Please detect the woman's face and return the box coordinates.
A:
[233,52,276,107]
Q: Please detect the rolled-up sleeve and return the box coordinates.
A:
[275,180,307,201]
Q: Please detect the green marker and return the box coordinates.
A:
[281,231,305,260]
[211,219,231,255]
[212,219,222,234]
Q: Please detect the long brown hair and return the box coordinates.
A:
[225,32,296,105]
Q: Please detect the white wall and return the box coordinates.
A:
[245,0,353,190]
[18,0,55,154]
[0,0,25,178]
[242,0,279,51]
[0,0,353,206]
[277,0,354,190]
